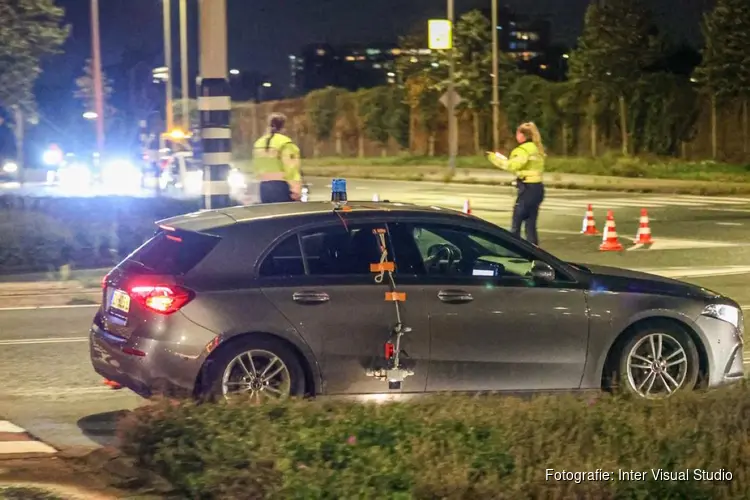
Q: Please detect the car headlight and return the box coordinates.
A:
[2,162,18,173]
[701,304,740,328]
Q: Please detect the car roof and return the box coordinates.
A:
[157,201,470,232]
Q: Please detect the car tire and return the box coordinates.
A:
[198,335,306,402]
[615,322,700,399]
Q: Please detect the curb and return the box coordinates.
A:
[0,421,56,459]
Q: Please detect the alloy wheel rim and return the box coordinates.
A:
[221,349,291,402]
[626,333,689,398]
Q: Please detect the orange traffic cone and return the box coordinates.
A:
[581,204,599,235]
[634,208,653,244]
[599,210,624,251]
[463,199,471,214]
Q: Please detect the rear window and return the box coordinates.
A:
[129,229,221,275]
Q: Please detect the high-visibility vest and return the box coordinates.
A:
[505,142,545,183]
[248,133,301,182]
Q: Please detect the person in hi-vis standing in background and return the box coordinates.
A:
[487,122,546,246]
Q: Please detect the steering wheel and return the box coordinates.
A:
[425,243,462,273]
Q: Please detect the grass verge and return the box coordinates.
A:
[243,154,750,195]
[119,383,750,499]
[302,154,750,182]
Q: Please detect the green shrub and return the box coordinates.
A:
[119,383,750,499]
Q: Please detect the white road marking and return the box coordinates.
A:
[690,207,750,213]
[0,304,98,312]
[0,421,25,433]
[0,337,88,346]
[717,222,743,226]
[0,441,56,454]
[638,265,750,278]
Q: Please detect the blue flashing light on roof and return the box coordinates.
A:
[331,178,348,204]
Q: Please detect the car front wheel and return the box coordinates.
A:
[200,336,306,402]
[617,323,700,399]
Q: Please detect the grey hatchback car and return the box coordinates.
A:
[90,200,745,401]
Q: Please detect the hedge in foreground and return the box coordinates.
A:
[118,383,750,499]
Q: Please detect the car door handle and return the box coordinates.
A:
[438,289,473,303]
[292,291,330,304]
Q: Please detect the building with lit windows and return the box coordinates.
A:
[288,43,431,96]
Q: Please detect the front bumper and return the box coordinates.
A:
[695,315,744,387]
[89,322,206,399]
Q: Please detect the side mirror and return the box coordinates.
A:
[531,260,555,282]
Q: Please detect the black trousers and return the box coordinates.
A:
[511,182,545,245]
[259,180,293,203]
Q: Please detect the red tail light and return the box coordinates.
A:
[129,284,193,314]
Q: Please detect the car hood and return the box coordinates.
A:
[573,263,722,300]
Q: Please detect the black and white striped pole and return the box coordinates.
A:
[198,0,232,209]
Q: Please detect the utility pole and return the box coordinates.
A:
[180,0,190,131]
[90,0,105,159]
[491,0,500,151]
[163,0,174,132]
[198,0,232,209]
[447,0,457,174]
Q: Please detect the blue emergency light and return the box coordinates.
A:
[331,178,348,203]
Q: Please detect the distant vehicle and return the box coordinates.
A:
[90,196,744,402]
[0,160,19,182]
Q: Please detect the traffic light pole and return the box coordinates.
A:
[447,0,457,174]
[198,0,232,209]
[90,0,105,159]
[491,0,500,151]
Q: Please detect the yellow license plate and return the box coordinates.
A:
[111,290,131,314]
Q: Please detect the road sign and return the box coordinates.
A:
[428,19,452,50]
[439,89,463,110]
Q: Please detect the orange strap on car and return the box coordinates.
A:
[385,292,406,302]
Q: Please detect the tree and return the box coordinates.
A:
[304,87,346,157]
[694,0,750,159]
[405,74,441,155]
[568,0,660,156]
[75,58,115,119]
[436,10,518,153]
[386,85,410,150]
[0,0,68,178]
[358,87,391,155]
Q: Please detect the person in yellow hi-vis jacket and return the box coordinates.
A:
[250,113,302,203]
[487,122,546,245]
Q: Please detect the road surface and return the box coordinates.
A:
[3,177,750,454]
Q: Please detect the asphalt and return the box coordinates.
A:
[3,177,750,454]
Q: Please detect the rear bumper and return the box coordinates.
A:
[89,321,208,399]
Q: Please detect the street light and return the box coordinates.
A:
[229,69,240,75]
[262,82,272,88]
[83,111,99,120]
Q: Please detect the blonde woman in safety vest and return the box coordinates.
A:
[251,113,302,203]
[486,122,546,245]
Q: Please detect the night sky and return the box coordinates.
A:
[24,0,711,151]
[44,0,711,89]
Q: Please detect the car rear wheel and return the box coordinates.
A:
[200,336,306,402]
[616,324,700,399]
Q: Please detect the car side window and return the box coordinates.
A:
[300,223,385,276]
[409,224,535,278]
[258,234,305,277]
